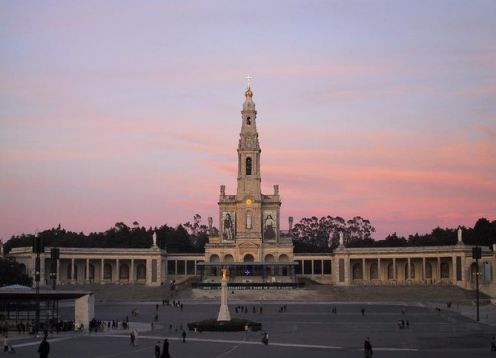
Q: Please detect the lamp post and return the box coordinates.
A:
[50,248,60,290]
[32,234,43,335]
[472,246,481,322]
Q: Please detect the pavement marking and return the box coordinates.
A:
[100,334,341,350]
[94,343,155,358]
[215,342,244,358]
[12,336,73,348]
[99,334,420,351]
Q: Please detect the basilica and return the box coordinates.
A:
[5,86,496,298]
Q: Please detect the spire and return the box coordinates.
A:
[243,85,255,112]
[237,83,261,199]
[243,75,255,111]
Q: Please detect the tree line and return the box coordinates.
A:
[291,216,496,252]
[3,215,495,255]
[3,214,214,255]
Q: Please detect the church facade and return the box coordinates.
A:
[4,86,496,298]
[199,86,295,285]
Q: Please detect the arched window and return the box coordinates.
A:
[223,254,234,263]
[425,262,432,278]
[18,263,27,275]
[352,263,363,280]
[279,254,289,262]
[136,264,146,280]
[89,264,95,280]
[67,265,72,280]
[246,116,251,125]
[440,262,450,278]
[119,264,129,280]
[246,157,252,175]
[243,254,255,262]
[369,263,378,280]
[484,262,492,282]
[104,263,112,280]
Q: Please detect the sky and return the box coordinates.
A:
[1,1,495,241]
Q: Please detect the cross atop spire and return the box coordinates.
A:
[245,74,253,88]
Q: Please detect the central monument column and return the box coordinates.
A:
[217,268,231,321]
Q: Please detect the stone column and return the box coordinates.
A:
[460,256,465,284]
[100,259,105,284]
[56,258,61,285]
[116,259,120,283]
[422,257,426,283]
[217,270,231,322]
[156,257,162,285]
[452,255,456,284]
[378,258,381,282]
[40,254,46,286]
[362,258,366,281]
[311,260,314,276]
[437,257,441,282]
[71,258,75,284]
[184,260,187,277]
[393,258,397,282]
[86,259,90,284]
[146,259,152,286]
[344,257,350,285]
[407,257,411,283]
[130,259,135,283]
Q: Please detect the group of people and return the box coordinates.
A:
[234,305,263,314]
[154,339,170,358]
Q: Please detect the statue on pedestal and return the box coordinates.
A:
[217,267,231,322]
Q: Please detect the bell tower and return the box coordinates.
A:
[236,86,262,201]
[205,83,293,270]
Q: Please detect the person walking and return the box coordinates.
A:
[181,330,186,343]
[261,332,269,345]
[133,329,139,346]
[3,335,8,353]
[491,336,496,352]
[154,341,161,358]
[38,336,50,358]
[364,337,373,358]
[160,339,170,358]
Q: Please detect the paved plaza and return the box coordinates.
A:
[6,300,495,357]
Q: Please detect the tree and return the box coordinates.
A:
[290,215,376,251]
[183,214,213,252]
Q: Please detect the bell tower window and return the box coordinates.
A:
[246,157,252,175]
[247,116,251,125]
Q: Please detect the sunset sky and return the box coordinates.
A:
[1,1,495,241]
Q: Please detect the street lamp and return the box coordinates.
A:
[32,234,43,335]
[50,248,60,290]
[472,246,482,322]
